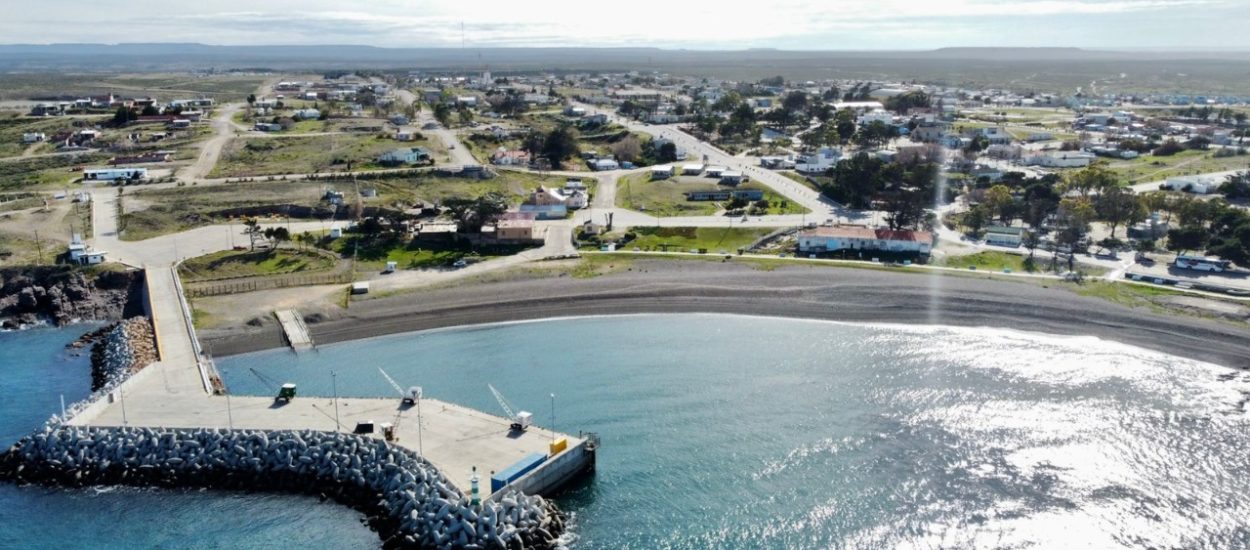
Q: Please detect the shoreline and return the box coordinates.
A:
[201,260,1250,369]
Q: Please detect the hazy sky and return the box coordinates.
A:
[2,0,1245,49]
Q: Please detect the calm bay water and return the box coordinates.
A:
[0,326,375,549]
[4,315,1249,549]
[212,314,1250,549]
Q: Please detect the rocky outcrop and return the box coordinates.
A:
[0,426,566,549]
[89,317,157,391]
[0,267,144,329]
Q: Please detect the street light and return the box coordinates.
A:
[331,371,341,431]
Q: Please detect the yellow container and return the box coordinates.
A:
[549,437,568,456]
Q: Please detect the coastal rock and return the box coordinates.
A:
[0,267,145,328]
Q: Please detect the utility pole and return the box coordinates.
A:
[331,371,341,431]
[33,230,43,265]
[550,393,556,444]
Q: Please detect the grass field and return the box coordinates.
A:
[612,226,774,253]
[209,134,420,177]
[616,174,720,216]
[329,234,534,271]
[934,250,1109,275]
[120,181,326,240]
[0,72,268,102]
[178,248,337,282]
[1102,149,1250,183]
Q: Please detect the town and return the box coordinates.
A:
[3,41,1250,550]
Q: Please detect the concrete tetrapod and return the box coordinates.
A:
[0,425,567,549]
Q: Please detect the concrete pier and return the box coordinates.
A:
[70,267,593,498]
[274,309,314,352]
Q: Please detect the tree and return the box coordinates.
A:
[1061,165,1119,198]
[1220,171,1250,199]
[458,107,474,126]
[541,126,580,169]
[140,104,159,116]
[1095,186,1143,238]
[112,106,137,125]
[882,189,926,230]
[1023,230,1041,260]
[262,226,291,250]
[834,110,856,144]
[246,94,256,105]
[657,141,678,163]
[962,204,990,235]
[443,193,508,233]
[984,184,1014,224]
[242,219,262,251]
[433,102,452,126]
[610,135,642,163]
[1167,225,1209,256]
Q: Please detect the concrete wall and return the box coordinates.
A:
[495,440,593,499]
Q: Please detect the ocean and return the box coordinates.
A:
[0,325,375,549]
[4,315,1249,549]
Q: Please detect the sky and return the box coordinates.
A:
[2,0,1247,50]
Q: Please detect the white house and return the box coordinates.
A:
[651,165,674,179]
[797,226,933,255]
[984,226,1024,247]
[652,137,688,160]
[857,109,895,126]
[1164,175,1218,194]
[590,158,619,171]
[795,147,843,173]
[293,109,321,120]
[21,132,46,144]
[67,233,106,265]
[681,163,705,175]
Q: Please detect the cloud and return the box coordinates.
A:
[0,0,1241,48]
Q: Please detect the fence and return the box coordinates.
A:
[185,271,352,297]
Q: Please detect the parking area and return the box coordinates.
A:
[1125,256,1250,295]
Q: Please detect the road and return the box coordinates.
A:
[181,102,243,181]
[394,88,478,166]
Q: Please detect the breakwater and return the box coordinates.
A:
[0,425,566,549]
[89,317,157,391]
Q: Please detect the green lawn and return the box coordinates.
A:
[329,234,535,271]
[610,226,774,253]
[934,250,1109,276]
[178,248,337,282]
[615,175,719,216]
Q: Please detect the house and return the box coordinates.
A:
[395,130,416,141]
[254,122,283,132]
[796,226,933,255]
[67,233,106,265]
[968,165,1004,182]
[21,132,46,144]
[685,189,764,202]
[83,168,147,181]
[495,218,537,241]
[976,126,1012,145]
[590,158,619,171]
[759,156,795,169]
[858,109,895,126]
[329,225,344,239]
[1164,175,1218,194]
[491,148,532,166]
[651,137,687,160]
[720,171,748,185]
[519,187,569,219]
[831,101,885,113]
[389,114,409,126]
[559,188,588,209]
[646,113,681,124]
[455,96,479,107]
[563,105,586,117]
[984,225,1024,247]
[377,147,432,166]
[170,119,191,129]
[705,166,728,178]
[650,165,674,179]
[911,123,946,143]
[584,113,609,125]
[795,147,842,173]
[681,163,705,175]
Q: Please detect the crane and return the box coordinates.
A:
[378,367,421,405]
[489,384,532,432]
[250,368,296,403]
